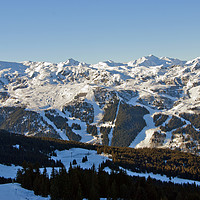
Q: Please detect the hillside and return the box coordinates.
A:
[1,131,200,199]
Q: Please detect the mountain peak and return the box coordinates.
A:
[146,54,157,58]
[127,55,185,67]
[128,55,162,67]
[186,57,200,65]
[64,58,80,66]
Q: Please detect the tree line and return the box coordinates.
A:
[0,129,96,167]
[97,146,200,181]
[16,161,200,200]
[2,128,200,184]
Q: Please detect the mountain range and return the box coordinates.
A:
[0,55,200,154]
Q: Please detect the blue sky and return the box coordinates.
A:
[0,0,200,64]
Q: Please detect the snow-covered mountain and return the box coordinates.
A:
[127,54,186,67]
[0,55,200,153]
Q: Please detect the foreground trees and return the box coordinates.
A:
[16,163,200,200]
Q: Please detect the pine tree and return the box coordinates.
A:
[50,166,56,179]
[109,180,118,200]
[135,185,148,200]
[16,169,23,184]
[75,184,83,200]
[50,176,60,200]
[176,192,183,200]
[43,167,48,178]
[120,183,129,199]
[73,159,77,165]
[33,176,41,195]
[89,184,99,200]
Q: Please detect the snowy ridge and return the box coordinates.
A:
[127,55,186,68]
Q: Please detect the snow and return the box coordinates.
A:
[0,148,109,179]
[51,148,110,169]
[127,55,185,68]
[0,55,200,150]
[104,166,200,186]
[0,164,22,179]
[61,110,94,143]
[0,169,200,200]
[0,183,50,200]
[40,110,69,140]
[130,111,156,148]
[12,144,20,149]
[0,146,200,192]
[85,98,103,124]
[35,147,200,186]
[122,168,200,186]
[0,148,110,181]
[0,55,187,111]
[128,97,159,148]
[108,100,121,146]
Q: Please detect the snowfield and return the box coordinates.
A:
[0,164,22,179]
[51,148,110,169]
[0,183,50,200]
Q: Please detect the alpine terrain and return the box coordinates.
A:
[0,55,200,154]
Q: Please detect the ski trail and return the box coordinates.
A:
[108,100,121,146]
[40,111,69,140]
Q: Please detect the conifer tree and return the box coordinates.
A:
[110,180,118,200]
[89,184,99,200]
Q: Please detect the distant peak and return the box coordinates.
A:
[138,55,159,61]
[62,58,89,67]
[186,57,200,65]
[127,55,185,67]
[106,60,115,63]
[63,58,80,66]
[147,54,156,58]
[96,60,124,67]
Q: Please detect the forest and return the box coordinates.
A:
[2,129,200,182]
[111,103,149,147]
[16,162,200,200]
[160,116,186,132]
[180,113,200,129]
[97,146,200,181]
[0,129,95,167]
[100,126,111,145]
[153,113,168,127]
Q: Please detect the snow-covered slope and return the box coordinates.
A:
[0,183,50,200]
[1,147,200,190]
[0,55,200,152]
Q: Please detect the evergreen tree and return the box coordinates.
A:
[135,185,148,200]
[120,183,129,199]
[176,192,183,200]
[110,180,118,200]
[76,184,83,200]
[73,159,77,165]
[33,176,41,195]
[89,184,100,200]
